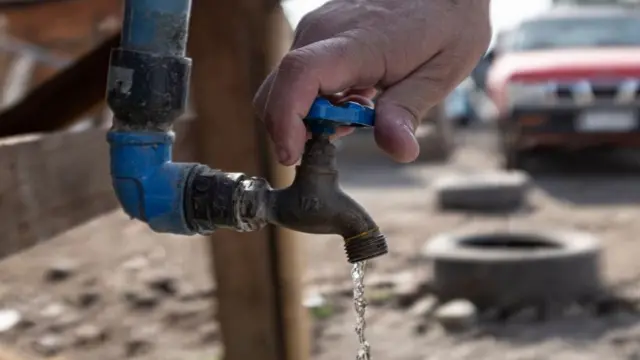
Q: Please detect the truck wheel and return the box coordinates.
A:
[499,129,524,170]
[457,116,471,128]
[416,125,454,162]
[503,147,524,170]
[421,230,603,310]
[416,104,455,163]
[433,171,531,211]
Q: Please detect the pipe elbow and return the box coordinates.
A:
[107,131,198,234]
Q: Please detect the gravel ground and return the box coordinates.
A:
[2,126,640,359]
[311,127,640,360]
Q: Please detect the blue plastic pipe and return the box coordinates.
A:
[107,0,197,235]
[121,0,192,56]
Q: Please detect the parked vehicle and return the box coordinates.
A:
[553,0,640,5]
[486,5,640,169]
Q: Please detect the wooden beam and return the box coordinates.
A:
[0,120,196,260]
[188,1,309,360]
[0,32,119,137]
[2,53,36,108]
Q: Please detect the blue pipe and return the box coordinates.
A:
[121,0,192,56]
[107,0,197,235]
[107,132,198,234]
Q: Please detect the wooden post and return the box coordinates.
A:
[189,1,309,360]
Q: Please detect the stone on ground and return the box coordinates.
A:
[434,299,478,332]
[74,324,108,347]
[0,309,22,333]
[44,259,78,282]
[33,334,65,356]
[409,296,439,318]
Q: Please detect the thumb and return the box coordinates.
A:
[375,60,463,163]
[257,35,384,165]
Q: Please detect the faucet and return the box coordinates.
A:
[105,0,388,263]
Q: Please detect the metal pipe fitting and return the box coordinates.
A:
[107,0,192,131]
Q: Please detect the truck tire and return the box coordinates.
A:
[433,171,530,211]
[333,129,390,164]
[503,147,524,171]
[498,123,526,170]
[421,230,603,309]
[416,104,455,162]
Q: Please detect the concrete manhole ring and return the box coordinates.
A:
[421,230,603,310]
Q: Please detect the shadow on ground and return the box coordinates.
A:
[335,130,450,188]
[337,160,425,188]
[527,150,640,206]
[480,313,640,346]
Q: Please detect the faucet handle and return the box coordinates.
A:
[304,97,375,135]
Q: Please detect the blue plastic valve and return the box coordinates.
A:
[304,97,375,135]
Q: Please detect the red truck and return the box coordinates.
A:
[486,5,640,169]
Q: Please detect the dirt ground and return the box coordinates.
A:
[4,125,640,359]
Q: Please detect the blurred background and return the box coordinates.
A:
[2,0,640,360]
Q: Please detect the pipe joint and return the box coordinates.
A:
[107,49,191,132]
[108,131,198,234]
[184,167,271,233]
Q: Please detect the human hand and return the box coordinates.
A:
[254,0,492,165]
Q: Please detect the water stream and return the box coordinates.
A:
[351,260,371,360]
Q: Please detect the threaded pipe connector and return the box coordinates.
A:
[344,229,389,264]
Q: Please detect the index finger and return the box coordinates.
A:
[260,35,384,165]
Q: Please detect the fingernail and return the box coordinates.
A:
[277,145,291,164]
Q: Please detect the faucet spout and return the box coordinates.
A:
[264,134,388,263]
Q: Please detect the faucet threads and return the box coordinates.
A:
[344,229,389,264]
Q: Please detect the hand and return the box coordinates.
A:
[254,0,492,165]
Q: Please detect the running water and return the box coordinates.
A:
[351,260,371,360]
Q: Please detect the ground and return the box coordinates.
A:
[3,125,640,359]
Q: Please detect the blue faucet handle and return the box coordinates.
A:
[304,97,375,135]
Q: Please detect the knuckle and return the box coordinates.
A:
[297,11,320,30]
[293,11,334,45]
[293,19,336,48]
[279,48,315,75]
